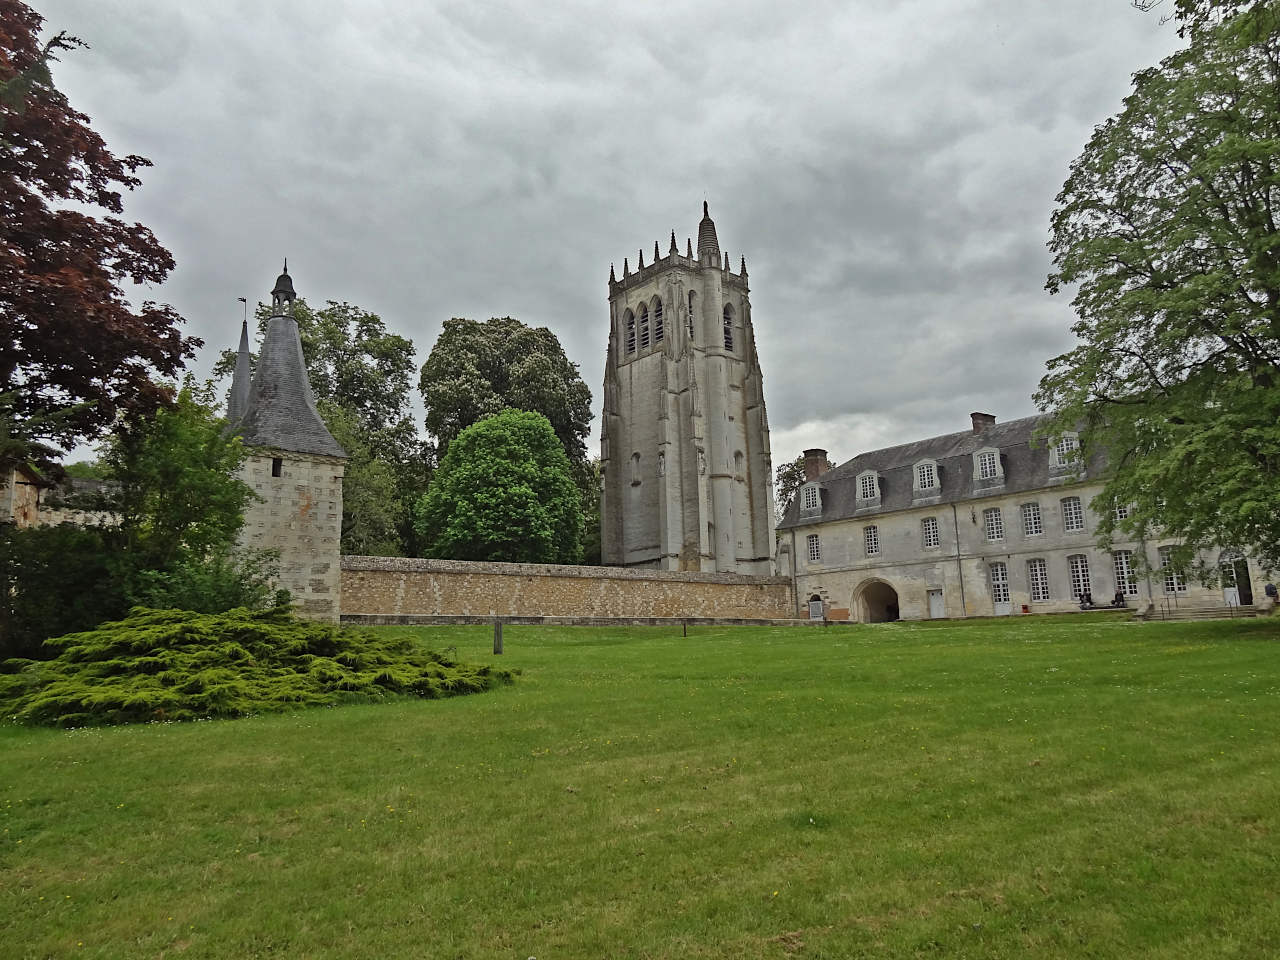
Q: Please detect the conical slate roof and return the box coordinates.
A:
[236,267,346,459]
[697,201,720,261]
[227,319,252,423]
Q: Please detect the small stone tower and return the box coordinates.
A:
[600,203,775,573]
[228,262,347,620]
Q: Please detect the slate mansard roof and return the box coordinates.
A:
[777,414,1099,530]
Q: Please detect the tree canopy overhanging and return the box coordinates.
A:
[0,2,197,468]
[1036,3,1280,569]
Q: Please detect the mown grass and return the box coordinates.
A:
[2,615,1278,959]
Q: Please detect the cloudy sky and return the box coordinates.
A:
[46,0,1185,467]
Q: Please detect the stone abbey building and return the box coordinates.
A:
[776,412,1267,621]
[600,203,775,574]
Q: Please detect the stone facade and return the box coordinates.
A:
[600,203,775,575]
[341,556,793,620]
[778,414,1270,621]
[239,451,345,620]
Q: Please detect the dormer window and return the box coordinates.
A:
[858,472,878,501]
[801,484,819,512]
[915,461,937,490]
[1050,432,1080,469]
[977,451,998,480]
[973,447,1004,488]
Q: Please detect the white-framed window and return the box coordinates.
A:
[1021,502,1043,537]
[1158,545,1187,593]
[864,524,879,556]
[801,485,819,512]
[1027,558,1050,601]
[1113,501,1131,523]
[989,562,1010,604]
[858,472,878,501]
[806,533,821,563]
[1068,554,1090,599]
[922,516,940,549]
[1061,496,1084,532]
[915,461,937,491]
[983,507,1004,541]
[977,450,999,481]
[1113,550,1138,596]
[1050,433,1080,468]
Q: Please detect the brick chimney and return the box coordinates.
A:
[970,412,996,434]
[803,448,829,482]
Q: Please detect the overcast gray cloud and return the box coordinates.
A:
[46,0,1184,466]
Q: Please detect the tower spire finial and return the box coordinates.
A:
[609,262,616,283]
[697,200,720,262]
[669,230,678,255]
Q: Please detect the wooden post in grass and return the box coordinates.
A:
[493,618,503,654]
[683,620,687,638]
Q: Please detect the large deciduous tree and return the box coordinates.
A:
[413,410,582,564]
[419,317,593,469]
[0,3,198,468]
[1036,5,1280,569]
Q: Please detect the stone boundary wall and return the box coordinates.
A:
[340,556,795,620]
[343,614,825,627]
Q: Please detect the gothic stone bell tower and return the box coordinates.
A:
[600,203,775,574]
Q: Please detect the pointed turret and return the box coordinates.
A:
[686,238,693,258]
[653,240,660,262]
[697,201,720,262]
[609,262,616,283]
[638,248,645,269]
[723,252,730,271]
[623,257,630,277]
[740,255,748,278]
[669,230,678,255]
[237,262,345,459]
[227,317,253,423]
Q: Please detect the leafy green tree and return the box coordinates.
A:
[414,410,582,564]
[419,317,593,470]
[1036,7,1280,570]
[105,378,254,575]
[0,379,269,659]
[579,458,602,565]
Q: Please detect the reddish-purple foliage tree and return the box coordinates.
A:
[0,1,199,468]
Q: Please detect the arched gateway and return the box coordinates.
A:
[854,579,900,623]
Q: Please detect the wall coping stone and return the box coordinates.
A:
[341,555,789,587]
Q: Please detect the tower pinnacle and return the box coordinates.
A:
[697,201,720,262]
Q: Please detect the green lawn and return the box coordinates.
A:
[3,616,1279,959]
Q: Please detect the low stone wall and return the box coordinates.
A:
[340,556,794,620]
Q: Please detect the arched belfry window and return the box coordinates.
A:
[722,303,734,351]
[687,291,696,340]
[639,303,650,350]
[653,298,664,342]
[624,309,636,354]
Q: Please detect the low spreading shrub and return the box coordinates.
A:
[0,606,513,726]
